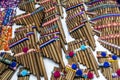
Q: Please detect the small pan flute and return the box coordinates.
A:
[18,0,35,13]
[8,25,48,80]
[38,34,65,68]
[67,39,99,77]
[97,51,119,80]
[0,52,18,80]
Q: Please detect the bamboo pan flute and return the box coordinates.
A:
[94,22,120,36]
[38,34,65,68]
[98,33,120,56]
[65,63,77,80]
[98,58,112,80]
[50,67,65,80]
[38,0,64,18]
[67,39,99,77]
[9,24,37,53]
[64,0,83,9]
[97,51,119,80]
[18,75,29,80]
[65,1,95,50]
[0,52,17,80]
[18,68,30,80]
[97,51,119,75]
[74,69,93,80]
[38,0,66,44]
[40,15,66,51]
[65,1,84,16]
[92,14,120,30]
[69,21,95,50]
[13,6,44,32]
[8,26,48,80]
[86,0,117,8]
[18,0,35,13]
[87,4,120,18]
[92,15,120,37]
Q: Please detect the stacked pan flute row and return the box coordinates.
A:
[9,0,66,80]
[86,0,120,56]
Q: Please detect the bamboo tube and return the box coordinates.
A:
[35,51,48,80]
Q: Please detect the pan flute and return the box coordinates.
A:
[0,52,18,80]
[18,0,35,13]
[38,34,65,68]
[37,0,64,17]
[67,39,99,77]
[18,68,30,80]
[8,25,48,80]
[65,0,95,50]
[97,51,119,80]
[13,6,44,32]
[98,33,120,56]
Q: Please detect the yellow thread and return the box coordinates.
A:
[109,60,118,62]
[66,66,76,72]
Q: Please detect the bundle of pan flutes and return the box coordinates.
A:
[0,0,120,80]
[86,0,120,55]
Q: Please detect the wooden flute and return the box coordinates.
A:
[98,59,112,80]
[97,51,119,74]
[0,52,11,74]
[65,1,96,50]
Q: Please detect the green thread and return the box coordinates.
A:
[88,4,119,12]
